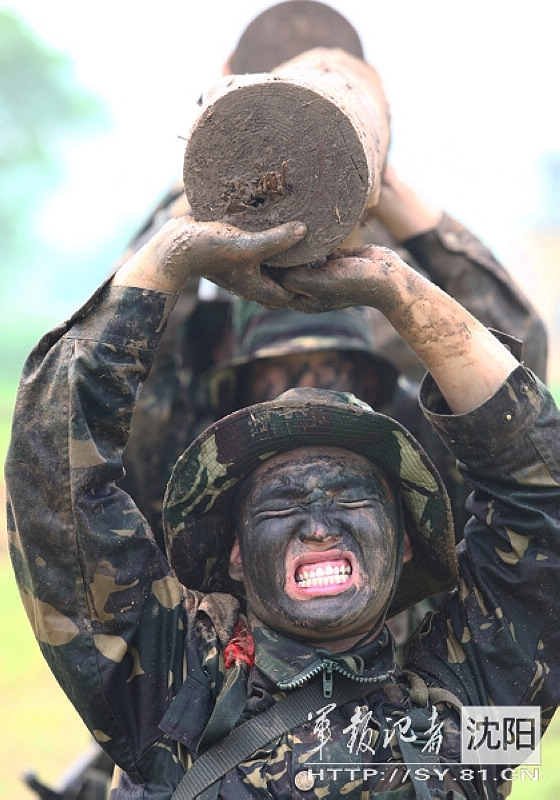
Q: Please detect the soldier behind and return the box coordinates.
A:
[6,207,560,799]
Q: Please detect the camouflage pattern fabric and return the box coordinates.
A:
[5,283,560,799]
[119,205,548,550]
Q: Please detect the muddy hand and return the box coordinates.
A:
[270,245,412,315]
[114,216,307,307]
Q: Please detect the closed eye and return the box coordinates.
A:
[254,507,299,519]
[337,499,377,509]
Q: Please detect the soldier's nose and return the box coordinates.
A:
[298,522,340,544]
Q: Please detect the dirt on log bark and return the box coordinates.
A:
[183,48,391,266]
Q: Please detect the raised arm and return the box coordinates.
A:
[270,244,519,413]
[5,217,305,776]
[367,166,548,381]
[273,236,560,737]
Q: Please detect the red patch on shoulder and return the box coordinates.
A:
[224,620,256,669]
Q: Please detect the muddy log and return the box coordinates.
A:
[183,48,391,266]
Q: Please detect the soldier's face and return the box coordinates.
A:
[244,351,379,405]
[231,446,399,649]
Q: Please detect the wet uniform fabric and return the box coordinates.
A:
[119,201,548,549]
[6,284,559,799]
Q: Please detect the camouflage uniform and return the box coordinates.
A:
[120,192,548,550]
[6,282,560,799]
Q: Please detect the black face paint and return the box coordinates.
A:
[233,446,400,646]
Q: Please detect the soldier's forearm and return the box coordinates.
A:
[372,263,519,414]
[112,217,195,293]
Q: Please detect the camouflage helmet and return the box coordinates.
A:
[163,387,457,618]
[205,300,400,416]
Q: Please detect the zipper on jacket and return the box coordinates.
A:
[279,658,390,698]
[323,661,334,698]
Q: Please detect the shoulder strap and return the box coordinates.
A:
[171,674,377,800]
[398,671,496,800]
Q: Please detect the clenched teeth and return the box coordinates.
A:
[295,563,352,589]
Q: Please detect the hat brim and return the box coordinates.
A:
[163,392,457,617]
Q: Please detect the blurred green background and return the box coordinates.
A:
[1,1,559,797]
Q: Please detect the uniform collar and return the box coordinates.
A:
[251,617,397,692]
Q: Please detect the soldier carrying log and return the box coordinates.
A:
[6,183,560,800]
[9,3,554,799]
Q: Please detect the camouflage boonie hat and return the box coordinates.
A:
[205,300,399,415]
[163,387,457,618]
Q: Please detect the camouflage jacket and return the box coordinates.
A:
[120,203,548,548]
[6,284,559,799]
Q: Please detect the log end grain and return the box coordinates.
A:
[183,78,369,266]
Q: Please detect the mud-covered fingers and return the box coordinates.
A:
[236,222,307,263]
[265,257,366,309]
[187,220,307,283]
[267,247,412,313]
[119,218,306,292]
[222,265,300,309]
[249,274,300,309]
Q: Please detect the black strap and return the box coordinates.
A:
[396,693,493,800]
[173,670,493,800]
[171,675,378,800]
